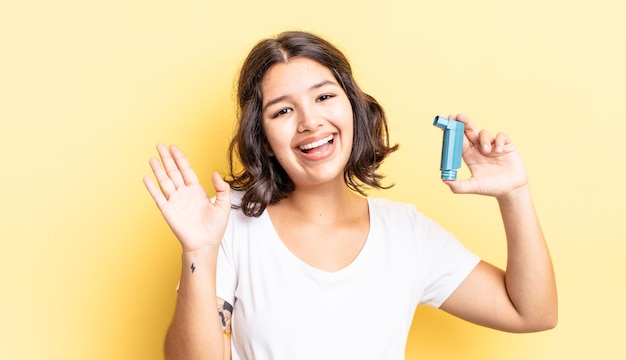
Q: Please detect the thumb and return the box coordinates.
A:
[443,179,479,195]
[211,172,231,210]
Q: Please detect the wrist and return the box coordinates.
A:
[179,245,220,282]
[496,184,532,207]
[181,244,220,261]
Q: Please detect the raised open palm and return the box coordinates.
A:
[143,144,231,252]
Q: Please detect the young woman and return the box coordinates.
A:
[144,31,557,360]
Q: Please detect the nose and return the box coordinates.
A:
[297,106,323,132]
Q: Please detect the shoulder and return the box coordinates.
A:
[229,189,245,208]
[368,197,426,223]
[220,190,266,244]
[226,190,254,222]
[367,197,449,241]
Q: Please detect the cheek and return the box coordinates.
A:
[261,121,278,149]
[263,126,290,156]
[339,99,354,127]
[340,108,355,139]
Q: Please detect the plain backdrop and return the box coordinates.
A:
[1,0,625,359]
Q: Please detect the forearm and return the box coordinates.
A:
[164,246,226,360]
[498,185,558,330]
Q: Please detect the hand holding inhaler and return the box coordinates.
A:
[433,115,464,180]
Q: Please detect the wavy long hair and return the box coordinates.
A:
[227,31,398,217]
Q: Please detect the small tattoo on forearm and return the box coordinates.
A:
[191,262,196,273]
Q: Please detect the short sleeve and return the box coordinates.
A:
[416,213,480,308]
[215,196,241,306]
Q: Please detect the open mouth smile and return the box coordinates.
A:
[298,134,334,153]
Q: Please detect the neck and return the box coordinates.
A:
[278,184,365,224]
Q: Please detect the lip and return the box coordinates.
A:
[294,133,337,160]
[298,134,334,151]
[294,133,335,150]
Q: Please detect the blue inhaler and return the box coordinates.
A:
[433,116,464,180]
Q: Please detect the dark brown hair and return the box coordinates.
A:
[227,31,398,217]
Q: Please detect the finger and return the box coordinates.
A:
[443,178,480,195]
[156,144,186,188]
[143,176,168,209]
[478,129,495,154]
[450,113,481,147]
[170,145,200,186]
[494,132,510,153]
[211,172,231,211]
[149,157,177,197]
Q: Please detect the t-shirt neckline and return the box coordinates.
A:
[260,198,375,278]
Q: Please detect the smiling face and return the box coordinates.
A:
[260,57,354,190]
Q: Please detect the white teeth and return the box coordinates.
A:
[299,135,334,151]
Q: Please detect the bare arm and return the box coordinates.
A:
[164,249,232,359]
[143,144,232,358]
[439,114,557,332]
[441,185,557,332]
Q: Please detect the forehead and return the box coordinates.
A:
[261,57,336,96]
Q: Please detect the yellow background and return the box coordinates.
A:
[1,0,624,359]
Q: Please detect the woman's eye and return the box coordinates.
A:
[273,108,292,118]
[317,94,334,102]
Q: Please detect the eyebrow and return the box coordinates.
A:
[262,80,338,113]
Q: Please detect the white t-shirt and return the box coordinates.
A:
[216,195,480,360]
